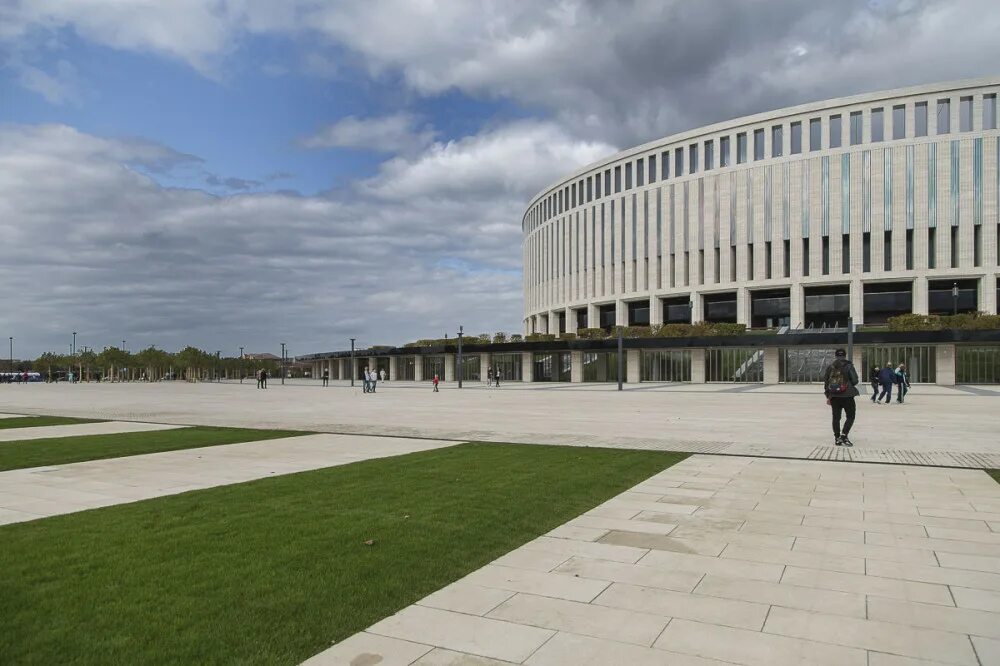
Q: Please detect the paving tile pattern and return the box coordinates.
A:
[0,434,454,525]
[309,455,1000,665]
[0,420,184,442]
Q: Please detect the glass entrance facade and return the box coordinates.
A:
[956,347,1000,383]
[779,348,838,383]
[460,355,480,381]
[492,353,522,381]
[533,352,571,381]
[398,356,416,381]
[861,345,935,383]
[641,350,692,382]
[706,348,764,382]
[582,352,620,382]
[422,356,445,381]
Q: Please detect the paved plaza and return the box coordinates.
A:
[0,419,184,442]
[310,454,1000,665]
[2,380,1000,466]
[2,383,1000,664]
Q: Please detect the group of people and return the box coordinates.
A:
[869,363,911,404]
[362,367,386,393]
[485,366,502,387]
[256,369,268,389]
[0,372,30,384]
[823,351,914,447]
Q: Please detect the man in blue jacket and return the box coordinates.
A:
[877,363,895,404]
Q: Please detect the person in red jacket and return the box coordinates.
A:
[432,374,439,392]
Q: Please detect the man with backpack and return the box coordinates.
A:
[822,348,860,447]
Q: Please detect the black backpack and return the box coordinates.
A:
[828,363,849,396]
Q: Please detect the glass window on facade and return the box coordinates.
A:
[491,353,522,382]
[871,107,884,142]
[704,140,714,170]
[615,165,622,192]
[736,132,748,163]
[398,356,416,381]
[779,348,839,383]
[675,149,684,177]
[957,347,1000,384]
[720,136,730,167]
[809,118,821,151]
[689,143,698,174]
[641,350,691,382]
[661,151,669,179]
[605,169,611,195]
[937,98,951,134]
[790,121,802,154]
[648,154,657,182]
[625,162,633,190]
[754,128,765,160]
[892,105,906,139]
[771,125,783,157]
[960,96,973,132]
[421,356,445,382]
[460,355,480,381]
[915,102,928,136]
[706,348,764,383]
[533,352,571,382]
[582,352,621,382]
[829,114,842,148]
[637,158,645,186]
[862,346,936,384]
[984,94,998,130]
[850,111,863,145]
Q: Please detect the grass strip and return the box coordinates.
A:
[0,426,305,471]
[988,469,999,485]
[0,416,100,430]
[0,442,686,665]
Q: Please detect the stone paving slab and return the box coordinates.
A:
[306,455,1000,665]
[0,420,184,442]
[0,413,28,419]
[0,433,454,525]
[3,381,1000,467]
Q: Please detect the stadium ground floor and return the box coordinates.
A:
[305,338,1000,386]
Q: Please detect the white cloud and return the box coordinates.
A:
[0,121,605,356]
[300,113,438,155]
[13,58,82,105]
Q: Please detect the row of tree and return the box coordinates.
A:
[27,347,280,382]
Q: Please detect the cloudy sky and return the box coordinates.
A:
[2,0,999,358]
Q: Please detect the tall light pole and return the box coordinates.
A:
[280,343,286,385]
[350,338,356,387]
[72,331,77,356]
[239,346,244,384]
[9,336,12,372]
[215,351,221,382]
[952,282,959,316]
[617,327,623,391]
[457,325,464,388]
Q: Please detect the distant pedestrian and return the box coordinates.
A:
[322,369,329,387]
[894,363,911,403]
[370,369,377,393]
[379,368,386,382]
[877,363,895,404]
[823,348,859,447]
[432,373,439,392]
[494,369,501,388]
[363,367,371,393]
[487,366,493,387]
[260,369,268,389]
[869,366,880,403]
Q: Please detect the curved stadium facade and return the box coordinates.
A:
[522,78,1000,334]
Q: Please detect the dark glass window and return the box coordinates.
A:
[960,96,973,132]
[704,140,714,170]
[984,94,998,130]
[937,98,951,134]
[737,133,748,164]
[675,150,684,177]
[661,151,669,179]
[595,173,602,198]
[754,128,765,160]
[850,111,863,145]
[720,136,731,166]
[809,118,822,151]
[604,169,611,196]
[951,225,959,268]
[771,125,783,158]
[803,238,810,276]
[624,163,632,190]
[830,115,842,148]
[906,229,914,270]
[790,122,802,154]
[822,236,830,275]
[689,143,698,174]
[915,102,928,136]
[871,108,884,142]
[614,166,621,193]
[863,232,871,272]
[892,105,906,139]
[884,230,892,272]
[637,158,645,186]
[928,227,937,269]
[648,155,657,182]
[842,235,851,273]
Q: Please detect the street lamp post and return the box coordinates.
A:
[457,325,464,389]
[350,338,356,388]
[616,326,624,391]
[239,346,244,384]
[280,343,286,385]
[215,351,221,382]
[952,282,959,316]
[9,336,13,372]
[72,331,76,356]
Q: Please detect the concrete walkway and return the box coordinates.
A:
[0,420,184,442]
[0,433,454,525]
[308,455,1000,665]
[3,381,1000,467]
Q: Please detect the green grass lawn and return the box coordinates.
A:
[0,426,305,471]
[0,443,686,665]
[0,415,100,430]
[988,469,1000,485]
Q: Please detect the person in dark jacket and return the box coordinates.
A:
[877,363,895,403]
[869,366,880,403]
[894,363,911,403]
[823,349,860,447]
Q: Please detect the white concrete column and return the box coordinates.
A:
[736,287,751,326]
[690,348,706,383]
[615,299,627,326]
[443,354,455,382]
[980,273,997,315]
[521,352,534,382]
[649,295,663,327]
[587,303,599,330]
[849,280,864,326]
[565,307,577,334]
[763,348,780,385]
[690,291,704,323]
[936,344,956,386]
[570,351,583,383]
[913,276,929,315]
[789,282,804,329]
[414,357,423,382]
[480,353,490,383]
[389,356,398,381]
[626,349,640,383]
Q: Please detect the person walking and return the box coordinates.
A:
[486,366,493,387]
[363,367,370,393]
[822,348,860,446]
[877,363,895,404]
[370,368,378,393]
[379,368,386,382]
[432,373,439,392]
[869,365,880,403]
[260,368,268,389]
[494,368,501,388]
[895,363,911,403]
[322,369,329,388]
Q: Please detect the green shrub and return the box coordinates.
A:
[576,328,607,339]
[623,325,652,338]
[492,332,508,344]
[886,314,941,331]
[525,333,557,342]
[560,332,577,340]
[509,334,523,343]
